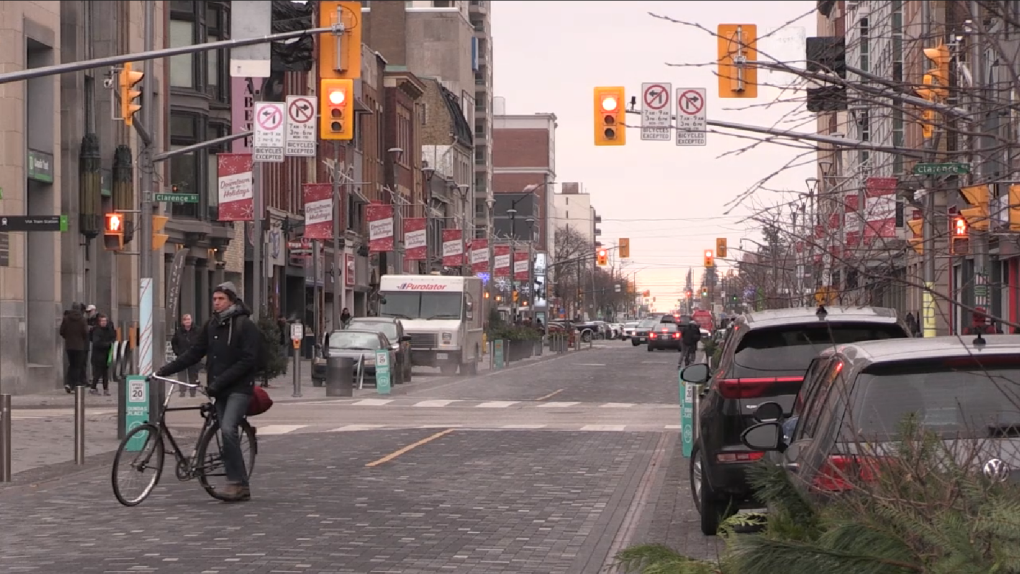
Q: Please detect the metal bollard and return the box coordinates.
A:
[291,344,302,398]
[1,394,11,482]
[74,386,86,465]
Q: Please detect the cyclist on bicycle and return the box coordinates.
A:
[155,281,261,502]
[680,321,701,367]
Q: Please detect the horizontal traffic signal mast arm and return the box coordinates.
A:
[623,110,926,158]
[0,26,337,85]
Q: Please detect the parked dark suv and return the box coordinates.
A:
[680,306,910,535]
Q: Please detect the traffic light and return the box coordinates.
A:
[951,215,968,256]
[119,62,144,127]
[907,217,924,255]
[512,290,519,303]
[959,184,990,231]
[320,78,354,141]
[618,238,630,258]
[953,215,968,237]
[715,237,727,258]
[318,1,362,80]
[596,248,608,266]
[593,87,626,146]
[717,24,758,98]
[701,286,709,298]
[151,215,169,250]
[104,212,125,251]
[704,249,714,268]
[916,44,949,140]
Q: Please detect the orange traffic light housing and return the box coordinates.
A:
[320,78,354,141]
[704,249,714,268]
[907,217,924,254]
[318,1,363,80]
[717,24,758,98]
[119,62,144,127]
[701,286,709,298]
[593,87,626,146]
[104,212,125,251]
[923,44,950,99]
[959,184,990,231]
[596,248,608,266]
[151,215,169,250]
[715,238,727,258]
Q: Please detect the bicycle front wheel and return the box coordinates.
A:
[196,420,257,501]
[111,423,165,507]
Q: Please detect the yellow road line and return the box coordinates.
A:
[535,388,564,401]
[365,428,456,467]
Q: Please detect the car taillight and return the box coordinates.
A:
[716,451,764,464]
[813,455,883,492]
[649,333,657,339]
[716,376,803,399]
[672,333,680,339]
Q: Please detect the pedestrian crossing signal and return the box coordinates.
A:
[104,213,124,251]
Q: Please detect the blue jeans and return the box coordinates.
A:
[215,392,251,486]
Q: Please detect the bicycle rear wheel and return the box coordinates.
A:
[196,420,257,501]
[111,423,165,507]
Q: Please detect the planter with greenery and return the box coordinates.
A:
[616,418,1020,574]
[255,315,288,385]
[486,324,541,361]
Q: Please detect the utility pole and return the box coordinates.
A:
[921,0,939,337]
[139,0,159,408]
[969,0,991,319]
[331,142,343,330]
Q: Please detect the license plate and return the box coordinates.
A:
[436,353,448,360]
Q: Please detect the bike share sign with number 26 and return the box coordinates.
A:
[125,375,151,452]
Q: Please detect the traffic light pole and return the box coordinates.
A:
[138,0,160,412]
[967,0,991,319]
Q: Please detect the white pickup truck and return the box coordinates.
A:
[377,274,484,375]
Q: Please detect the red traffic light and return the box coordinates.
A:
[328,89,346,106]
[600,95,618,113]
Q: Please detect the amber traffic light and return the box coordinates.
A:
[119,63,144,127]
[320,78,354,141]
[594,87,626,146]
[104,213,124,251]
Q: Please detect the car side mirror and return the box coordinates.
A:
[752,401,784,423]
[400,335,412,342]
[741,422,784,451]
[680,363,710,384]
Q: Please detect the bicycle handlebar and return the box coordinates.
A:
[148,374,207,394]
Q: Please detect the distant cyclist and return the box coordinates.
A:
[680,321,701,367]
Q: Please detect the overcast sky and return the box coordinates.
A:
[492,1,818,310]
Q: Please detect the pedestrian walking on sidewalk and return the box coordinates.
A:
[89,314,116,395]
[156,281,261,502]
[172,314,202,397]
[60,304,89,393]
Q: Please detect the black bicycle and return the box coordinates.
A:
[111,375,258,506]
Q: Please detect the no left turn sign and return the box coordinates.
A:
[643,84,670,110]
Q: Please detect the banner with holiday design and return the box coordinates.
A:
[514,251,530,281]
[442,228,464,267]
[302,183,333,239]
[470,238,489,274]
[864,177,898,242]
[494,245,511,276]
[366,203,394,252]
[217,153,254,221]
[403,217,427,261]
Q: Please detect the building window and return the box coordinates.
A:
[397,105,412,160]
[169,19,196,88]
[892,108,905,174]
[859,17,869,74]
[891,1,903,82]
[859,110,870,141]
[170,113,200,219]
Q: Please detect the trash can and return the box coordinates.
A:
[325,356,354,397]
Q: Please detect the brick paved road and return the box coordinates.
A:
[1,338,720,571]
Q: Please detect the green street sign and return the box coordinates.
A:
[493,340,505,370]
[155,193,199,204]
[374,349,391,395]
[679,375,696,458]
[124,376,150,452]
[912,162,971,176]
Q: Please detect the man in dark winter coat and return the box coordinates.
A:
[60,304,89,393]
[89,314,116,395]
[156,281,261,502]
[171,314,202,397]
[680,321,701,367]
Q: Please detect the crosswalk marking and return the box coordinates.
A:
[331,424,386,432]
[419,424,464,429]
[258,425,307,435]
[599,403,635,408]
[412,399,458,408]
[352,399,394,406]
[500,424,547,429]
[538,401,579,408]
[663,425,681,430]
[477,401,518,408]
[580,424,627,432]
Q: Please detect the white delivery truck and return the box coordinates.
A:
[377,274,484,375]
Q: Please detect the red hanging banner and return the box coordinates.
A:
[403,217,427,261]
[302,183,333,240]
[494,245,511,277]
[470,238,489,274]
[442,229,464,267]
[366,203,394,252]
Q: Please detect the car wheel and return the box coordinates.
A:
[646,344,654,352]
[631,339,639,347]
[691,446,734,536]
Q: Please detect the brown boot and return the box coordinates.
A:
[221,484,251,502]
